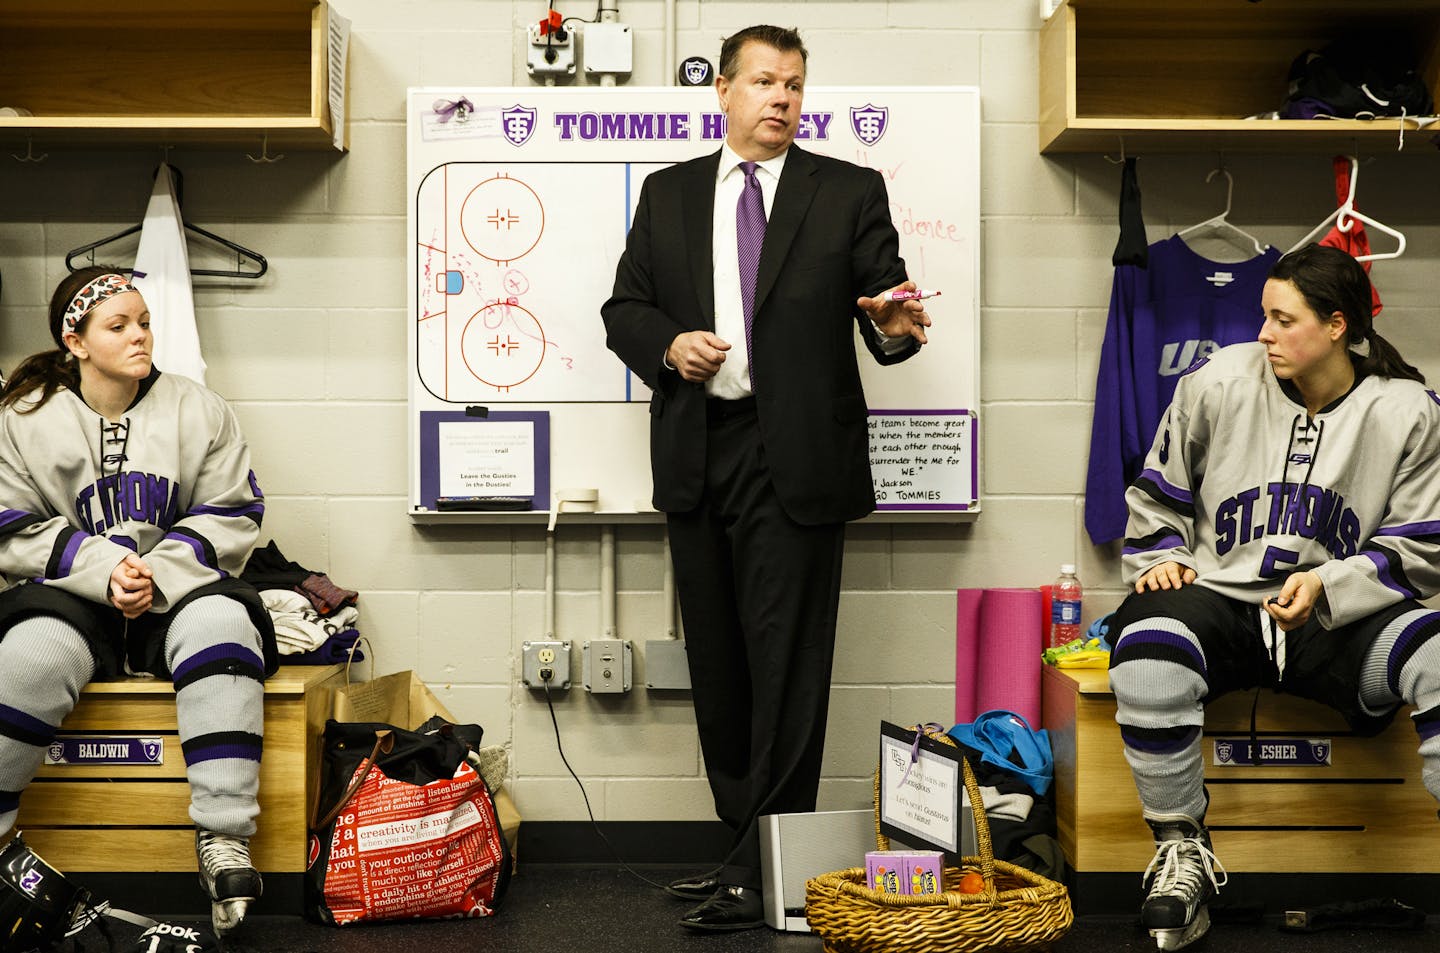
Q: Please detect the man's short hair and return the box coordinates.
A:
[718,25,808,80]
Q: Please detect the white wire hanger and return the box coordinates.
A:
[1287,156,1405,262]
[1175,169,1269,257]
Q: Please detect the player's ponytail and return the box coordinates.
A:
[1269,244,1425,385]
[0,266,110,412]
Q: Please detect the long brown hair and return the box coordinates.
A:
[1269,243,1424,384]
[0,266,124,413]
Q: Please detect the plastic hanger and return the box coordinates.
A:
[1287,156,1405,263]
[64,165,267,279]
[1175,169,1269,256]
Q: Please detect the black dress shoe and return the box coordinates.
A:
[665,867,721,901]
[678,885,765,932]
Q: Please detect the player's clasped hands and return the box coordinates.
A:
[109,552,154,619]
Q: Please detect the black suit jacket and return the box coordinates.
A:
[602,145,918,525]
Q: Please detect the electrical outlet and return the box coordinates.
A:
[583,639,632,693]
[522,639,571,689]
[526,21,575,78]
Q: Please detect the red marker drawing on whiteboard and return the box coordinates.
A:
[881,288,941,302]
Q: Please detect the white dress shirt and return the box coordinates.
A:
[695,144,909,400]
[708,143,785,400]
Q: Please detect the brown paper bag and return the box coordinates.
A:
[325,669,451,728]
[316,639,452,729]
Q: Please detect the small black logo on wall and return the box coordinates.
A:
[679,56,713,86]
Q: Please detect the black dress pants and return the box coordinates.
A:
[665,399,846,890]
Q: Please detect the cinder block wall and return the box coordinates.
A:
[1,0,1436,823]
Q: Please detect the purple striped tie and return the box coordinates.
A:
[736,161,766,387]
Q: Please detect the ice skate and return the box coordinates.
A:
[196,829,262,935]
[1140,810,1226,951]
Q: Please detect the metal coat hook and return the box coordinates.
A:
[1103,136,1127,165]
[11,137,46,163]
[246,134,284,164]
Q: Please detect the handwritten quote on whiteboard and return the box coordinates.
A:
[868,411,976,511]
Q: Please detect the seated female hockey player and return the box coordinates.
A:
[1109,243,1440,950]
[0,267,277,935]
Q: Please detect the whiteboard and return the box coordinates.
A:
[406,86,980,519]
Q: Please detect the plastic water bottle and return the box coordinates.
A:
[1051,564,1083,649]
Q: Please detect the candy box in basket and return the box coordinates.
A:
[865,850,944,895]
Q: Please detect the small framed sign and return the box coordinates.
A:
[418,410,550,511]
[877,721,963,854]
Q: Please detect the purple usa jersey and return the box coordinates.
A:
[1085,235,1280,544]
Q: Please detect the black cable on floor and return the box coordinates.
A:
[542,679,670,891]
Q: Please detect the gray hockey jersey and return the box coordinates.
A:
[0,370,263,612]
[1123,341,1440,629]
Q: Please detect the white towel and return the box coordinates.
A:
[261,589,361,654]
[131,163,207,384]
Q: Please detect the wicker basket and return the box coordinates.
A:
[805,730,1073,953]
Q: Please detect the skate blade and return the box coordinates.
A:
[212,898,252,935]
[1148,906,1210,950]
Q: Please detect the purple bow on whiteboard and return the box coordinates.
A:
[432,97,475,122]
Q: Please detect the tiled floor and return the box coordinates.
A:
[96,864,1437,953]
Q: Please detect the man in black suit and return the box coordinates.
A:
[602,24,931,932]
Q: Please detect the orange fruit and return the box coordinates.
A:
[957,870,985,894]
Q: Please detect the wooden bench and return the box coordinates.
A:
[18,664,345,873]
[1042,664,1440,875]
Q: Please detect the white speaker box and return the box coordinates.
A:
[758,806,976,932]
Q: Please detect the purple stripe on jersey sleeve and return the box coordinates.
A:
[56,532,85,578]
[165,532,215,570]
[1363,550,1413,598]
[0,509,34,530]
[1376,520,1440,539]
[1123,534,1185,556]
[1138,468,1193,505]
[187,502,265,520]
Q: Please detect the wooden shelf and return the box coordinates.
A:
[1040,0,1440,154]
[0,0,341,151]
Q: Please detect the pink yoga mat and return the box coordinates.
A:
[954,589,983,723]
[955,588,1043,727]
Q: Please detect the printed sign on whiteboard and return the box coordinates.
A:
[438,420,537,498]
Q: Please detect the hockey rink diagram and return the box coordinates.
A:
[415,162,656,402]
